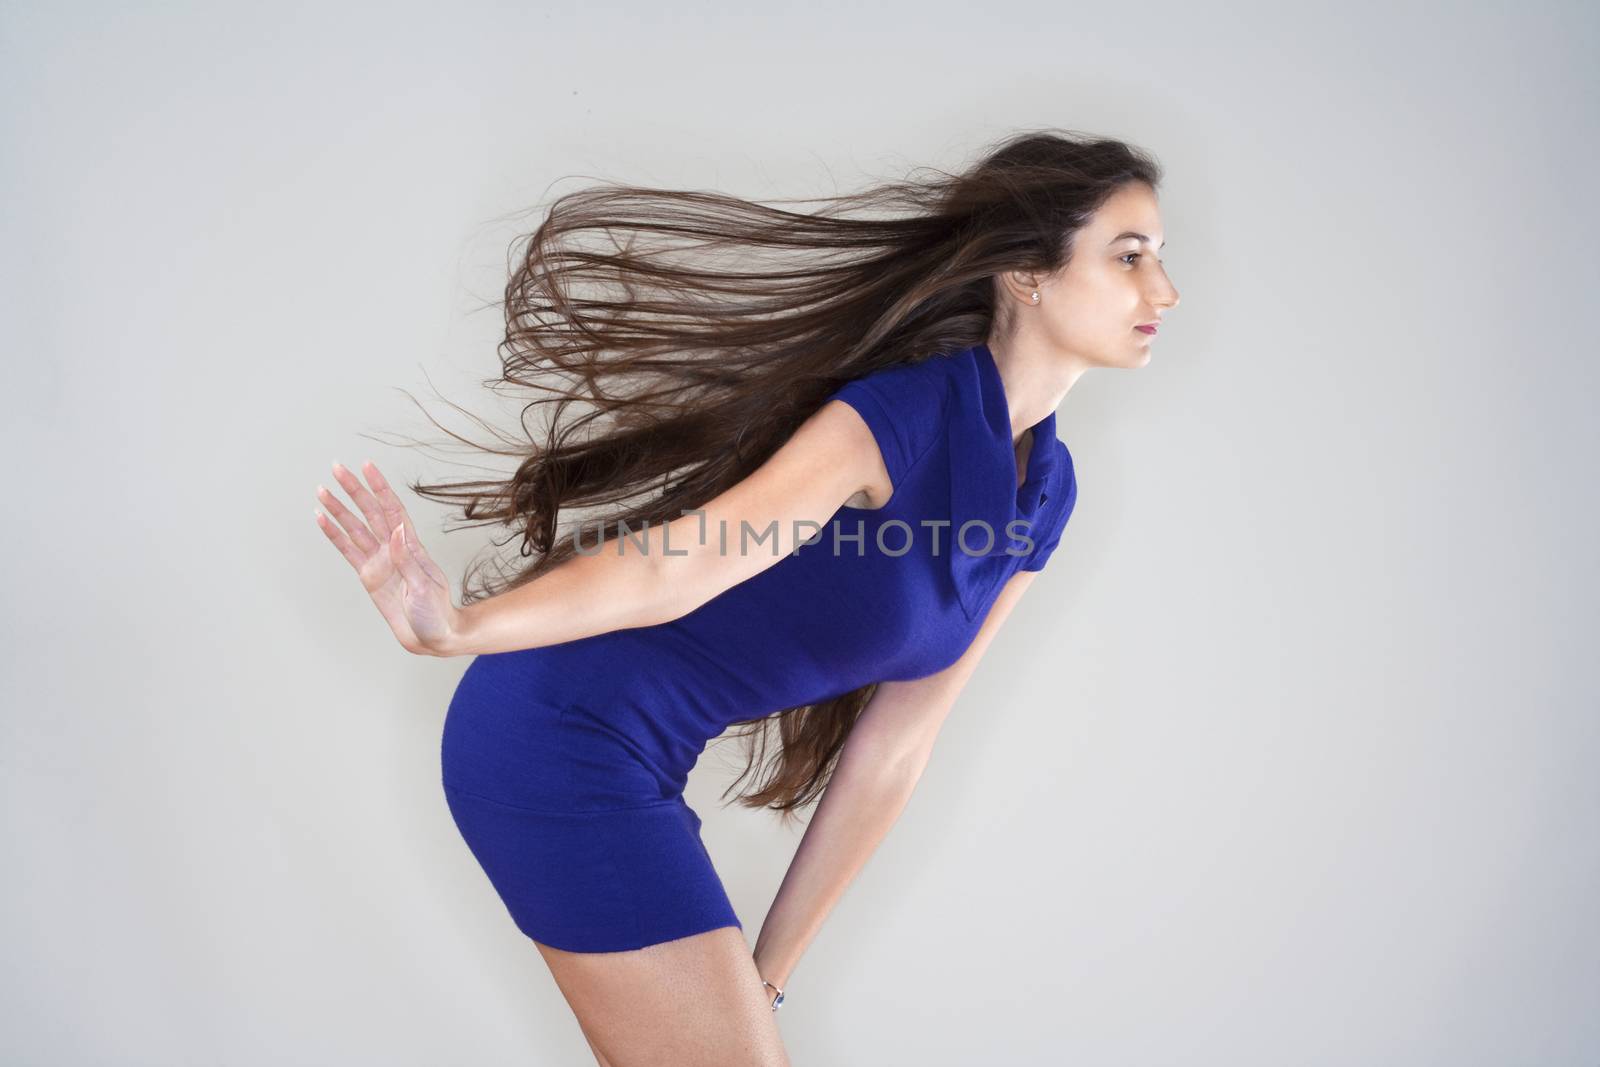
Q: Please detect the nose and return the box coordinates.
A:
[1152,265,1180,311]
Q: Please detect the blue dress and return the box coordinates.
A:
[439,342,1079,952]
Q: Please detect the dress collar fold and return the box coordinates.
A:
[945,343,1059,621]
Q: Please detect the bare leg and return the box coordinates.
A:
[533,926,789,1067]
[581,1026,615,1067]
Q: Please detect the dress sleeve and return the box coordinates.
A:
[825,358,952,491]
[1020,439,1078,572]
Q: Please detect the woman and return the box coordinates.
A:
[313,129,1179,1066]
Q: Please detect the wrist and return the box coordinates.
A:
[432,602,479,658]
[753,951,789,991]
[753,953,789,998]
[761,978,786,1011]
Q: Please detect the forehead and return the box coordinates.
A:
[1090,184,1164,245]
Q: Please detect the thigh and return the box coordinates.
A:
[535,925,790,1067]
[443,785,746,952]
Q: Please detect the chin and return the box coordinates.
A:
[1099,348,1151,370]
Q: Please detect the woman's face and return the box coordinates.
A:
[1032,181,1180,370]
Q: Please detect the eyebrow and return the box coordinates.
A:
[1108,231,1166,249]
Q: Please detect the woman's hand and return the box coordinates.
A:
[314,460,464,656]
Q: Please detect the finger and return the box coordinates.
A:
[365,461,448,586]
[395,519,450,589]
[388,522,432,590]
[315,484,381,556]
[361,460,420,544]
[397,521,450,591]
[314,509,370,572]
[331,460,395,545]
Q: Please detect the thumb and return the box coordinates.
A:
[402,522,451,589]
[388,523,431,591]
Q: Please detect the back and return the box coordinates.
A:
[445,341,1079,798]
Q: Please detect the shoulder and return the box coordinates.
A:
[824,354,959,487]
[828,353,957,423]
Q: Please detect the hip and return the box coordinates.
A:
[439,654,683,813]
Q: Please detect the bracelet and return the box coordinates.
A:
[762,979,785,1011]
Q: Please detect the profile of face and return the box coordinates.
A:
[1015,181,1180,371]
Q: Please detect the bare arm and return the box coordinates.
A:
[436,399,894,657]
[750,567,1038,993]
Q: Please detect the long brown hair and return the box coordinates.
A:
[399,128,1163,823]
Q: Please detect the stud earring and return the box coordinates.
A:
[1030,291,1039,303]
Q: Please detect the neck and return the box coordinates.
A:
[984,332,1084,444]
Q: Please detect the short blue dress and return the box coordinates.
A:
[439,342,1079,952]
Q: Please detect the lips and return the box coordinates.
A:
[1134,324,1158,335]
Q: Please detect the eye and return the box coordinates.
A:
[1119,252,1140,266]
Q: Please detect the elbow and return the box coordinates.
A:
[635,546,707,629]
[842,729,933,788]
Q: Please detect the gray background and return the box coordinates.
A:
[3,1,1596,1063]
